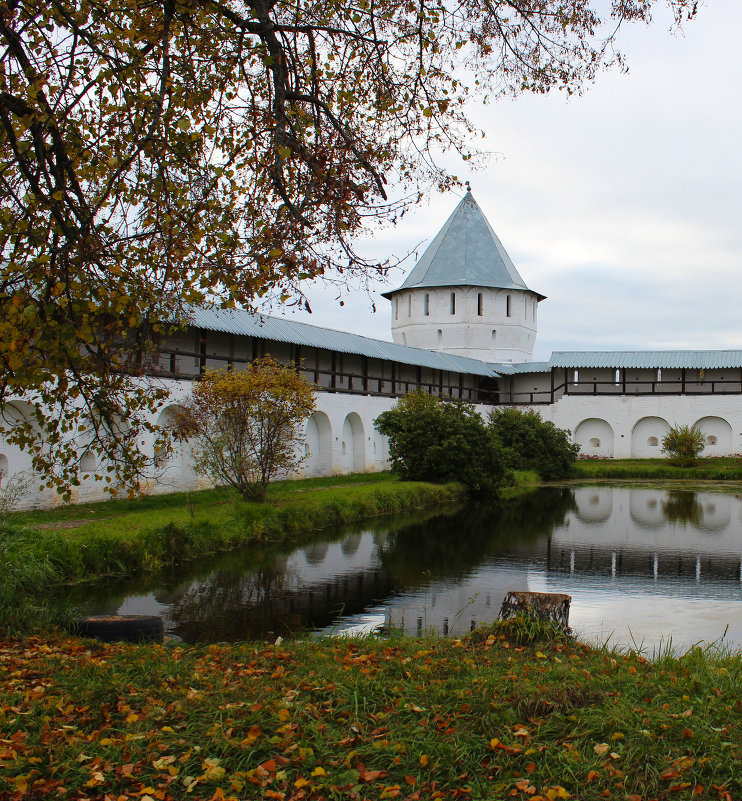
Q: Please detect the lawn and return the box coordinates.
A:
[1,621,740,800]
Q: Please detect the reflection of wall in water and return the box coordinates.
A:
[551,487,742,582]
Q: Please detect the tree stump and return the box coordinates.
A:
[498,591,571,630]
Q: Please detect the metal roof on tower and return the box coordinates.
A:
[381,190,545,300]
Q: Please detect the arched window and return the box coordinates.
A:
[477,293,483,316]
[437,329,443,347]
[506,295,511,317]
[491,330,497,346]
[590,438,601,448]
[424,293,430,316]
[706,435,717,446]
[648,436,659,447]
[450,292,456,314]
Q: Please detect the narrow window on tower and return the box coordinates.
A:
[615,369,620,386]
[657,368,662,383]
[573,369,579,385]
[394,298,398,320]
[437,329,443,347]
[477,293,483,316]
[424,293,430,316]
[408,295,411,316]
[450,292,456,314]
[506,295,511,317]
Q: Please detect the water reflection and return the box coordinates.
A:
[68,486,742,652]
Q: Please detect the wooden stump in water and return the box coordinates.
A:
[498,591,572,630]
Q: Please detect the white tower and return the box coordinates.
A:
[383,189,545,363]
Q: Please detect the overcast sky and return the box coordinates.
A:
[272,0,741,363]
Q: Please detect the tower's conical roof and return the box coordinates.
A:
[382,190,545,300]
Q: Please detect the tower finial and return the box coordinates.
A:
[465,180,471,193]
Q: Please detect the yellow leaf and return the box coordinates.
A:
[294,777,310,788]
[419,754,429,767]
[535,651,547,659]
[311,767,326,777]
[594,743,609,755]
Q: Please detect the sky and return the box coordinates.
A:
[268,0,742,362]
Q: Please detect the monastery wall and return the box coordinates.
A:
[4,382,742,510]
[523,394,742,459]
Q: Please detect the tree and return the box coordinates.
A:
[0,0,698,493]
[375,392,505,492]
[488,407,578,481]
[661,424,704,467]
[174,358,316,501]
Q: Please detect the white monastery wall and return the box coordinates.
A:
[0,380,397,510]
[524,394,742,459]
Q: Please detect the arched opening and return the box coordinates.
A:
[79,451,97,474]
[0,453,8,483]
[154,404,189,473]
[574,418,614,458]
[342,413,366,473]
[631,417,670,458]
[304,411,332,477]
[437,329,443,347]
[693,416,733,455]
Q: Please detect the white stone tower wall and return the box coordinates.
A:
[390,285,539,362]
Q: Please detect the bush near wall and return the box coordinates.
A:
[375,393,506,493]
[488,407,579,481]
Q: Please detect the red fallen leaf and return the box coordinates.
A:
[586,771,600,783]
[525,763,536,775]
[669,783,693,793]
[693,786,704,796]
[660,769,682,780]
[404,775,417,785]
[682,728,694,739]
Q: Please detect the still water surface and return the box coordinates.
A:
[69,486,742,653]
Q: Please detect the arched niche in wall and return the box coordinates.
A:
[342,412,366,473]
[79,451,97,475]
[693,416,733,457]
[0,453,8,482]
[304,411,333,477]
[574,418,614,458]
[631,416,670,458]
[154,404,189,470]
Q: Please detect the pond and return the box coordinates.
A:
[67,486,742,653]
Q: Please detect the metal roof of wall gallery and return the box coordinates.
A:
[496,351,742,374]
[191,309,742,378]
[190,306,500,378]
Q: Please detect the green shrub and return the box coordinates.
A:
[488,407,579,480]
[662,424,705,466]
[374,392,506,493]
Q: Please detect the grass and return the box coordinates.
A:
[0,473,467,632]
[571,457,742,482]
[1,620,741,800]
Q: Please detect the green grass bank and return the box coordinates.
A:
[2,622,741,801]
[0,474,465,632]
[571,457,742,482]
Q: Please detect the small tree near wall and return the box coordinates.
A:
[661,424,704,467]
[176,358,316,501]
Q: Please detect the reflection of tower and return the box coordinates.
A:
[382,190,545,363]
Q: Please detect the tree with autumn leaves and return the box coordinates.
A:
[175,358,316,501]
[0,0,698,495]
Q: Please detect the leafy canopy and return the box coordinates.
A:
[0,0,697,493]
[175,358,316,501]
[375,391,505,492]
[488,407,578,481]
